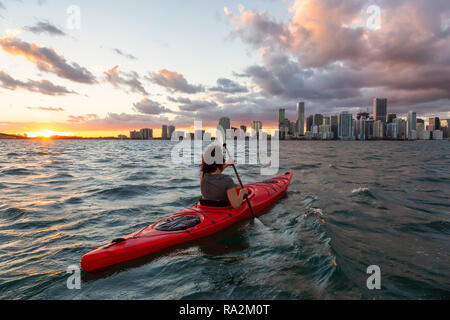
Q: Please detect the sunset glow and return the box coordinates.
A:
[26,130,74,138]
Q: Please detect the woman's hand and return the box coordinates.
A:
[240,188,249,197]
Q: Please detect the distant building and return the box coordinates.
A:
[168,126,175,139]
[313,114,324,127]
[306,115,314,132]
[386,113,397,123]
[296,102,305,136]
[365,119,375,140]
[373,120,383,139]
[218,117,231,132]
[140,128,153,140]
[386,122,395,139]
[432,130,443,140]
[240,125,247,133]
[279,109,286,124]
[251,121,262,133]
[330,115,339,140]
[429,117,440,132]
[279,118,291,139]
[440,119,449,138]
[418,130,430,140]
[130,130,141,140]
[357,112,370,121]
[409,130,417,140]
[118,134,128,140]
[338,111,353,140]
[395,118,406,140]
[416,122,425,132]
[373,98,388,123]
[162,125,169,140]
[407,111,417,139]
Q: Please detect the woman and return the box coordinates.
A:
[200,145,249,209]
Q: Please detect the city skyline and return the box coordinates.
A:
[1,1,449,137]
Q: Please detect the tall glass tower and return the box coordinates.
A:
[373,98,388,123]
[279,109,286,124]
[407,111,417,139]
[338,111,353,140]
[296,102,305,136]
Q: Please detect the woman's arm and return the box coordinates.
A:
[227,188,249,209]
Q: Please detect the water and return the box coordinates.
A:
[0,140,449,300]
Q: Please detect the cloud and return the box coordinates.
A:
[133,98,171,115]
[27,106,64,112]
[67,114,99,123]
[147,69,204,94]
[224,0,450,115]
[23,21,66,37]
[0,70,76,96]
[167,96,218,112]
[209,78,248,94]
[112,48,137,60]
[0,36,96,84]
[105,65,148,95]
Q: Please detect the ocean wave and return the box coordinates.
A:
[124,171,154,181]
[94,184,156,200]
[351,187,376,199]
[292,163,322,170]
[1,208,28,219]
[2,168,34,176]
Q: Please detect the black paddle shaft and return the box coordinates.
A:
[223,144,257,219]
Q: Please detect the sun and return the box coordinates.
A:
[26,130,74,138]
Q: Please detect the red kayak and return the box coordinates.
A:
[81,172,293,272]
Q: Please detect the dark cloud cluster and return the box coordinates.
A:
[0,37,96,84]
[105,66,148,96]
[24,21,66,37]
[147,69,204,94]
[112,48,137,60]
[133,98,171,115]
[0,70,76,96]
[209,78,248,94]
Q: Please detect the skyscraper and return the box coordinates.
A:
[251,121,262,132]
[357,112,370,120]
[429,117,440,132]
[313,114,324,127]
[296,102,305,136]
[330,115,339,140]
[387,113,397,123]
[440,119,449,138]
[407,111,417,139]
[338,111,353,140]
[162,125,169,140]
[218,117,231,131]
[373,98,388,123]
[168,125,175,139]
[140,128,153,140]
[279,109,285,124]
[306,115,313,132]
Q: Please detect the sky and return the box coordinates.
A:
[0,0,449,137]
